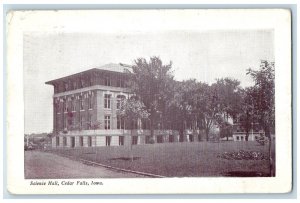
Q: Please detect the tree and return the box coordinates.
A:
[169,79,199,137]
[117,97,149,161]
[218,121,233,141]
[190,82,222,141]
[239,87,257,141]
[127,56,174,139]
[247,61,275,137]
[247,60,275,176]
[172,80,225,141]
[214,77,243,122]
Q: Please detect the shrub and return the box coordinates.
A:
[256,135,269,146]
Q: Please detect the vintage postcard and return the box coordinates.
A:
[6,9,292,194]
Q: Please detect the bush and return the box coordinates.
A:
[256,135,269,146]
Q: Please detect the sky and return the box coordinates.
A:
[23,30,274,134]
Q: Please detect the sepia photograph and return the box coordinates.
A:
[6,9,292,194]
[24,31,275,179]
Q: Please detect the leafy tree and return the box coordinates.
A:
[239,87,257,141]
[117,97,149,161]
[171,80,225,141]
[214,77,243,122]
[126,56,174,138]
[247,60,275,176]
[218,121,233,141]
[169,80,198,134]
[247,61,275,138]
[189,82,222,141]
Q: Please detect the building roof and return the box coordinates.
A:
[45,63,129,85]
[97,63,127,73]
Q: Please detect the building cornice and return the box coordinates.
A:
[53,85,131,97]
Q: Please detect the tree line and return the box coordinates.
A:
[118,56,275,142]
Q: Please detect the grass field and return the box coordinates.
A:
[50,141,272,177]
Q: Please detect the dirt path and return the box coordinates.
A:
[25,150,145,179]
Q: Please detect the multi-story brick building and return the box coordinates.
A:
[46,63,190,148]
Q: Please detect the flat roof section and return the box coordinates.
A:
[45,63,130,85]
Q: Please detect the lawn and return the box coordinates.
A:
[50,141,272,177]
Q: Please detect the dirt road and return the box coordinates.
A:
[25,150,145,179]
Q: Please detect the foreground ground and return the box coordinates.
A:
[25,150,145,179]
[49,141,272,177]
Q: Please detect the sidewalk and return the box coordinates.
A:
[25,150,145,179]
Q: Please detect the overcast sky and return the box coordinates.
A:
[24,30,274,134]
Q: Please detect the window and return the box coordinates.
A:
[236,136,240,140]
[119,136,124,146]
[63,137,67,146]
[56,137,60,146]
[73,81,77,89]
[116,95,125,110]
[169,135,174,143]
[179,134,184,142]
[131,120,138,130]
[79,136,84,147]
[64,82,68,91]
[63,100,67,112]
[64,117,67,129]
[117,78,125,87]
[68,116,73,126]
[71,99,76,112]
[71,137,75,148]
[241,136,244,141]
[117,116,125,129]
[104,77,111,86]
[80,79,84,88]
[87,114,92,129]
[105,116,110,130]
[145,136,151,144]
[198,134,202,142]
[55,102,60,114]
[132,136,138,145]
[80,116,83,129]
[88,96,92,109]
[104,94,111,109]
[141,119,147,130]
[106,136,111,146]
[157,135,163,143]
[80,97,84,110]
[189,134,194,142]
[88,136,92,147]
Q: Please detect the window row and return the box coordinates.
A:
[56,94,126,113]
[104,94,126,109]
[56,97,93,113]
[57,114,126,131]
[105,115,126,130]
[61,114,93,130]
[54,76,127,93]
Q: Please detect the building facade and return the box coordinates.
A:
[46,64,204,148]
[232,121,264,141]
